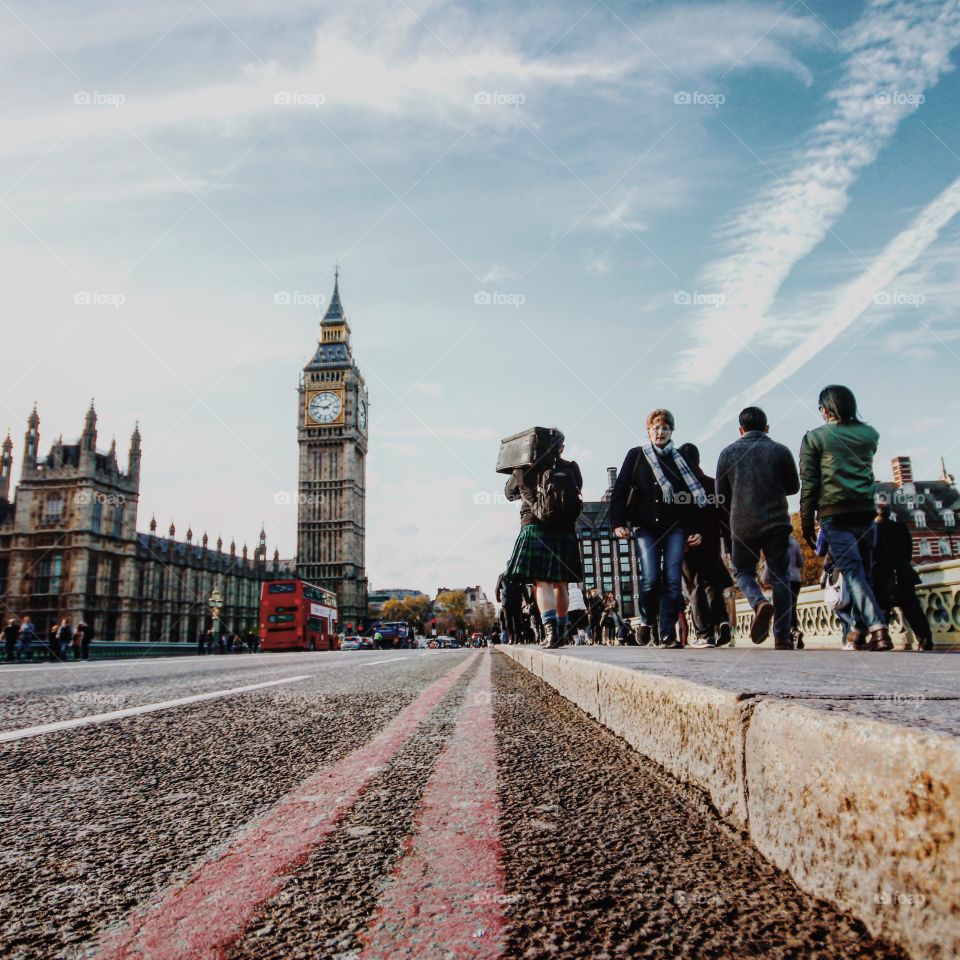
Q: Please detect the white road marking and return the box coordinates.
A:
[0,675,312,744]
[0,651,407,676]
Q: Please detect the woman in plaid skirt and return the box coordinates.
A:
[504,430,583,649]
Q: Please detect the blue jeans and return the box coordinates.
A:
[820,518,886,632]
[732,531,792,642]
[635,527,686,643]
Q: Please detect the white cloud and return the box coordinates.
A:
[700,173,960,439]
[585,251,611,275]
[676,0,960,385]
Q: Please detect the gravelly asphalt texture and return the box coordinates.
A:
[0,650,908,959]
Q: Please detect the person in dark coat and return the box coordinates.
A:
[610,409,705,648]
[504,429,583,649]
[677,443,733,647]
[495,571,525,645]
[77,620,94,661]
[3,617,19,662]
[873,500,933,651]
[716,406,799,649]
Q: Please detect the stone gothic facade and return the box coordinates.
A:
[0,403,284,643]
[296,270,369,625]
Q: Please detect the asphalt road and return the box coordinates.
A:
[0,650,906,959]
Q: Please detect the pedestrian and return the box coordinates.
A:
[4,617,19,662]
[599,591,625,645]
[760,534,806,649]
[677,442,733,648]
[610,409,705,649]
[71,622,83,660]
[47,622,61,662]
[873,499,933,651]
[585,588,603,644]
[18,616,36,662]
[56,619,73,661]
[800,385,891,651]
[566,583,590,640]
[495,571,525,645]
[716,406,800,650]
[504,428,584,648]
[196,631,205,655]
[77,620,93,661]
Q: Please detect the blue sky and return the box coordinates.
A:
[2,0,960,600]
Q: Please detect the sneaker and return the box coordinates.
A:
[790,628,804,651]
[749,601,774,644]
[774,637,795,650]
[715,623,732,648]
[919,637,934,652]
[690,636,711,649]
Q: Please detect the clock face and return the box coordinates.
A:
[308,391,342,424]
[358,398,367,432]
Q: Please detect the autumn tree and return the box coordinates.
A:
[435,590,469,629]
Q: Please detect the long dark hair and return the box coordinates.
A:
[818,385,862,425]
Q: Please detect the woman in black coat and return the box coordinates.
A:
[610,409,705,648]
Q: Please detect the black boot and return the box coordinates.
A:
[544,621,562,649]
[637,625,652,646]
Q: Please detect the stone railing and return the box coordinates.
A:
[734,558,960,649]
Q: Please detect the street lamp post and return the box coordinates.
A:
[208,587,223,654]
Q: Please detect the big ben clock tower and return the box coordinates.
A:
[296,268,368,625]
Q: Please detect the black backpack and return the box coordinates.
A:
[531,460,582,525]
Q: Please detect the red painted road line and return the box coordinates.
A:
[93,652,479,960]
[359,652,507,960]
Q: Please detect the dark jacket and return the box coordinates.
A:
[873,518,920,596]
[716,431,800,542]
[685,472,728,556]
[505,457,582,528]
[799,421,879,525]
[609,445,703,536]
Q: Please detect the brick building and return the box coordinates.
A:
[877,456,960,564]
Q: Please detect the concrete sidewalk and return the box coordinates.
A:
[498,645,960,960]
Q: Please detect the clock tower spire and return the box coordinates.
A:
[296,268,369,626]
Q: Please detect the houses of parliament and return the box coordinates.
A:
[0,272,368,641]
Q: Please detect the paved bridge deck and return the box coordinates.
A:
[499,644,960,959]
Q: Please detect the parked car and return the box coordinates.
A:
[416,636,431,649]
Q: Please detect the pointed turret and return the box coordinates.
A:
[81,399,97,453]
[149,514,157,534]
[323,266,345,322]
[128,421,142,482]
[0,432,13,502]
[940,457,956,486]
[23,405,39,475]
[169,520,176,538]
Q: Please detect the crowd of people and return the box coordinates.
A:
[3,615,96,662]
[497,385,932,652]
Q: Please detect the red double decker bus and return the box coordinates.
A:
[259,579,338,651]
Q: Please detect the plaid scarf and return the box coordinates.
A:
[640,441,707,507]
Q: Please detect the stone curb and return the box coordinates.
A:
[497,646,960,960]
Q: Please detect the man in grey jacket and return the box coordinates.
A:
[716,407,800,648]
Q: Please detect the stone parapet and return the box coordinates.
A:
[497,645,960,960]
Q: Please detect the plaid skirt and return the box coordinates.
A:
[506,522,583,584]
